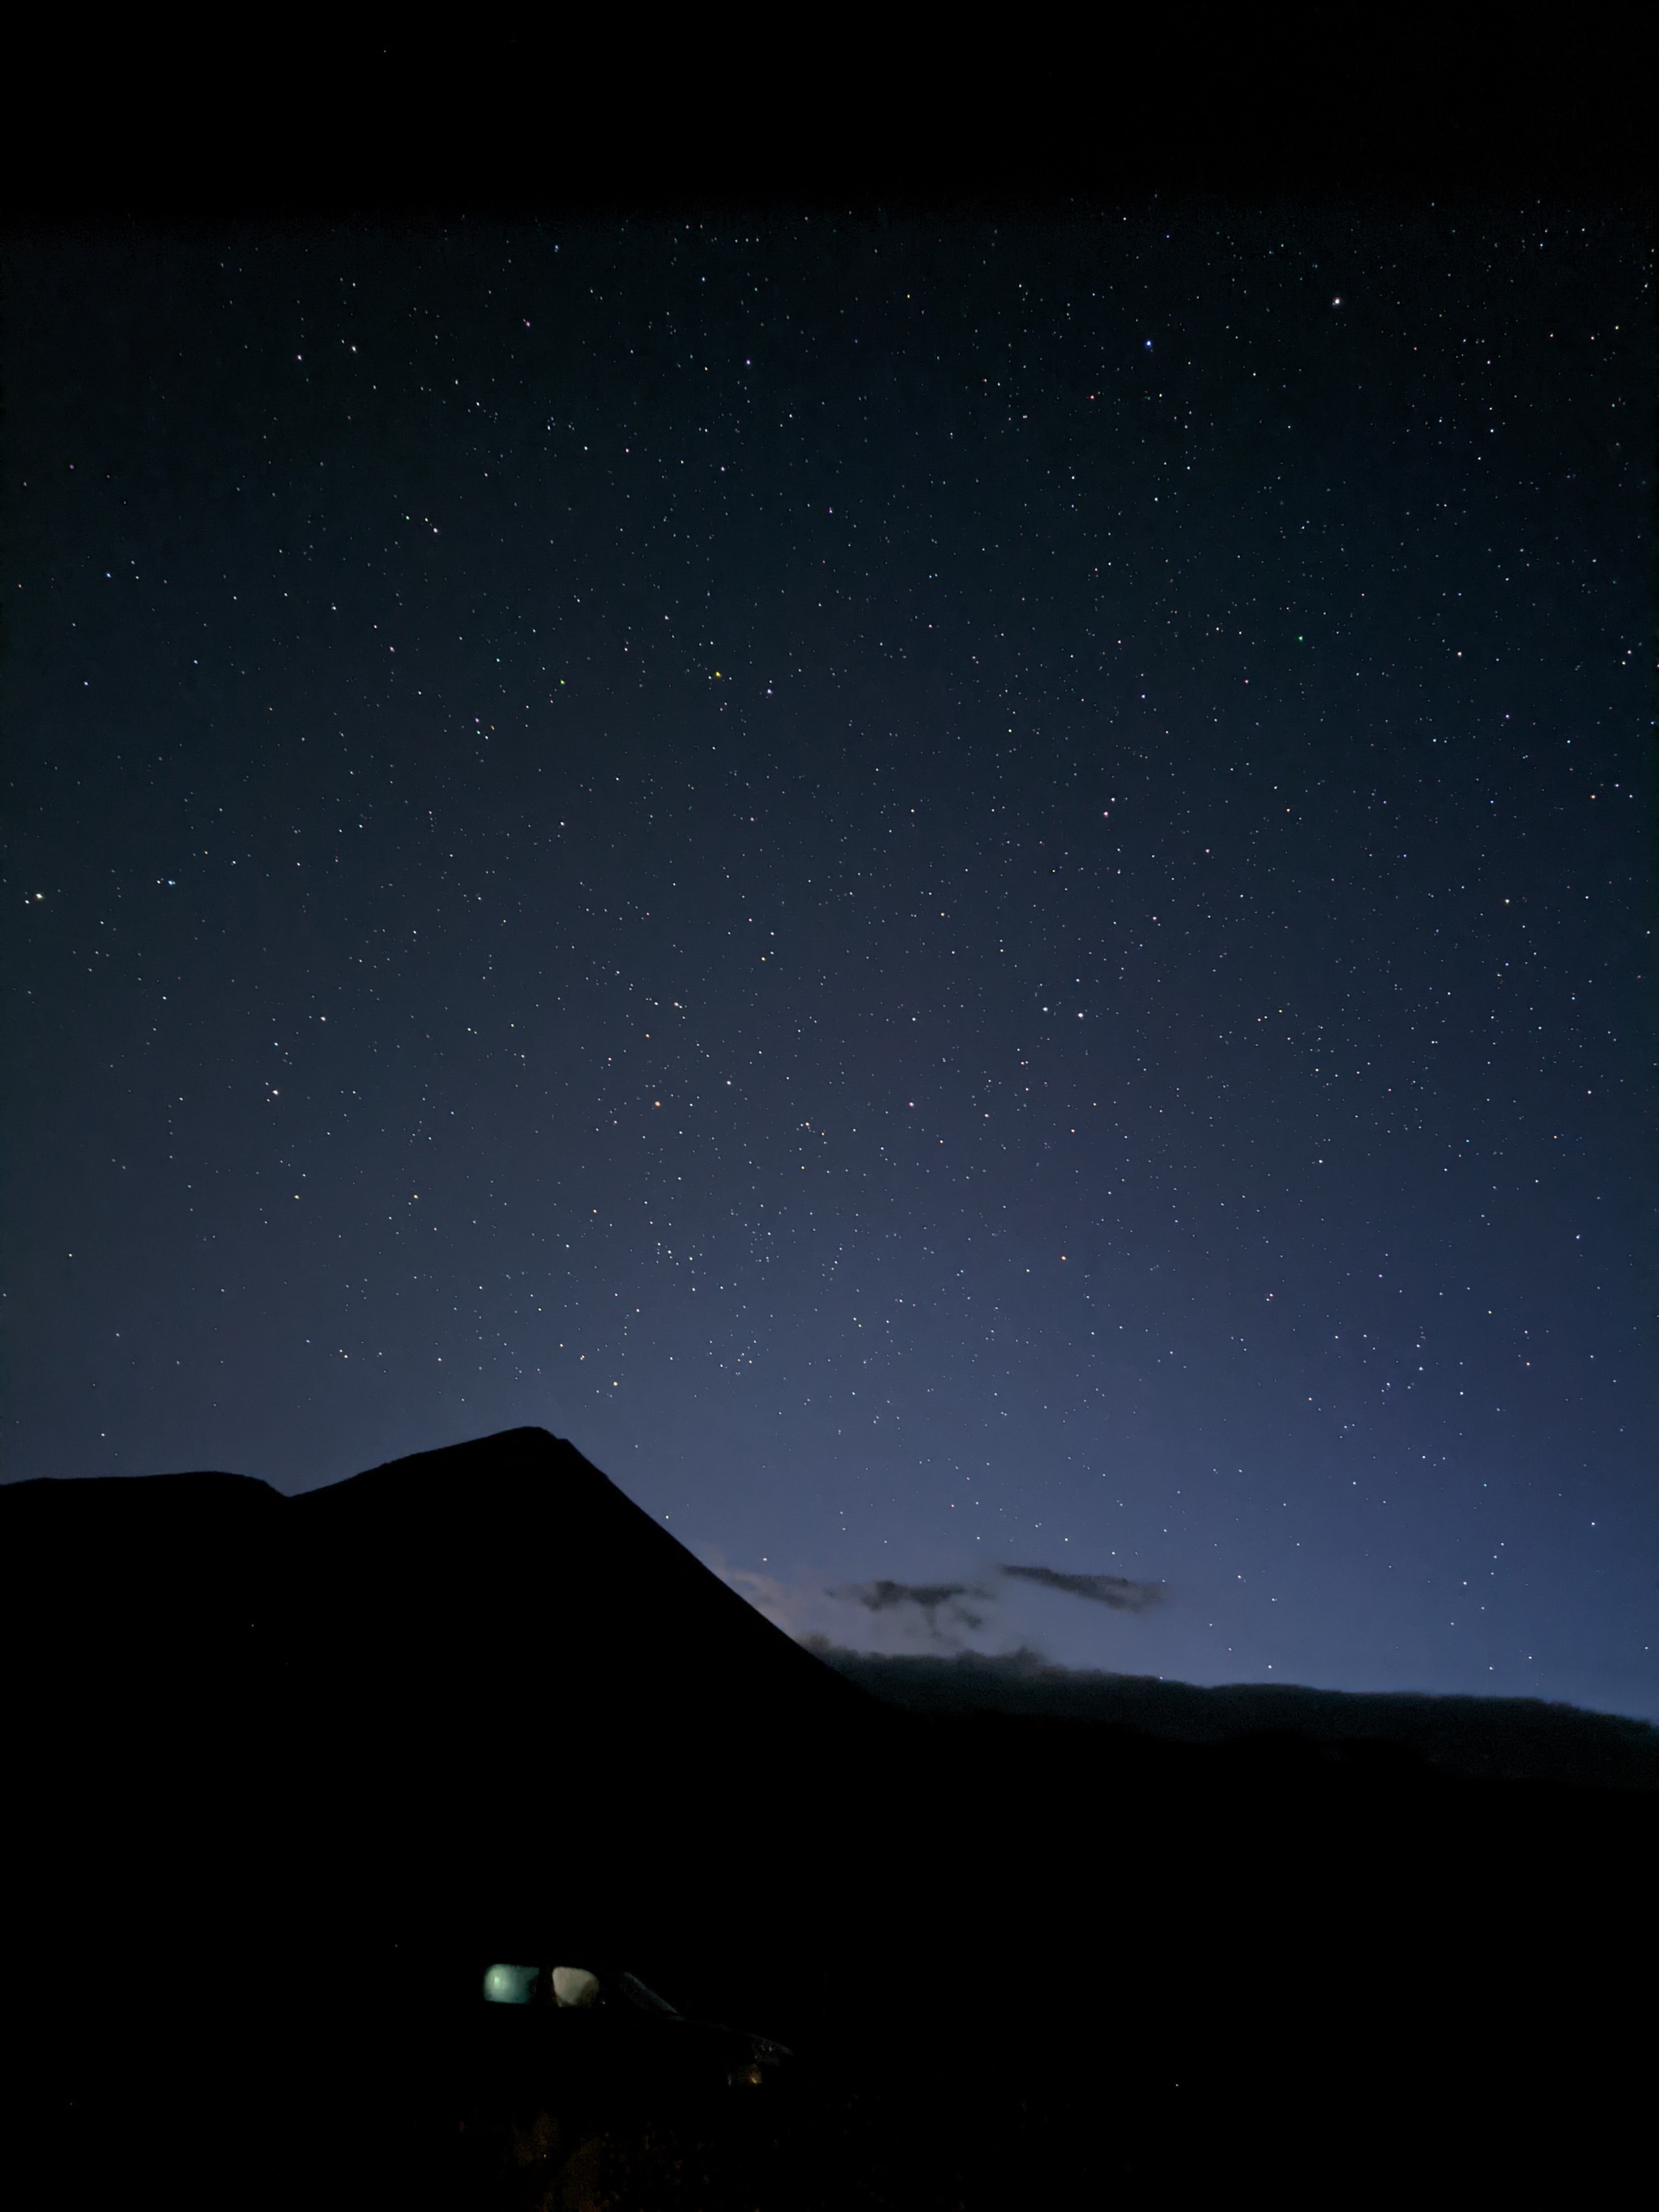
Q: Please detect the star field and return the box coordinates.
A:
[4,209,1651,1711]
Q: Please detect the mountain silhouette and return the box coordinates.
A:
[818,1645,1659,1788]
[5,1428,1653,2207]
[5,1429,878,1967]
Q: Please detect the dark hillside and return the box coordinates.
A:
[4,1431,1652,2206]
[4,1430,879,1959]
[819,1645,1659,1790]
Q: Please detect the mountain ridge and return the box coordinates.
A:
[812,1642,1659,1791]
[5,1428,1654,2205]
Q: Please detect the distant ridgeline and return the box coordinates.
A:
[5,1430,1656,2205]
[811,1643,1659,1792]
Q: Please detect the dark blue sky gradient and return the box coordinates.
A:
[4,211,1652,1712]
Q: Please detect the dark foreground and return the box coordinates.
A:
[5,1430,1653,2206]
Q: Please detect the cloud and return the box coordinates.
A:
[710,1560,826,1642]
[832,1579,991,1636]
[711,1551,1169,1658]
[998,1565,1163,1613]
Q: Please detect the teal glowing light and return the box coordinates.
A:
[482,1963,539,2005]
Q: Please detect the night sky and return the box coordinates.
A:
[4,211,1652,1715]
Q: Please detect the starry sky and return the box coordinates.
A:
[4,210,1653,1715]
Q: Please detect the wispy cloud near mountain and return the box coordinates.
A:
[1000,1565,1163,1612]
[834,1579,991,1634]
[710,1554,1166,1655]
